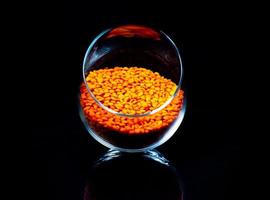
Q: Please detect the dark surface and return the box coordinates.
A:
[83,151,183,200]
[30,2,245,200]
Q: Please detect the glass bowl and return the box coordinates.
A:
[79,25,186,152]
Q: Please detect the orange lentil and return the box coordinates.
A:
[80,66,184,135]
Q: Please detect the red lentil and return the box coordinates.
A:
[80,66,184,135]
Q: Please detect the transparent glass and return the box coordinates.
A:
[79,25,186,152]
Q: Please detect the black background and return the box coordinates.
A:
[30,2,247,200]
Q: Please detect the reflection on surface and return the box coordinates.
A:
[84,150,183,200]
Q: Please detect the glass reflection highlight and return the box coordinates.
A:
[84,150,183,200]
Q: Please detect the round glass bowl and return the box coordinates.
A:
[79,25,186,152]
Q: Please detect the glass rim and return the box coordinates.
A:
[82,25,183,118]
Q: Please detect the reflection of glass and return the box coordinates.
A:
[83,150,183,200]
[79,25,186,152]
